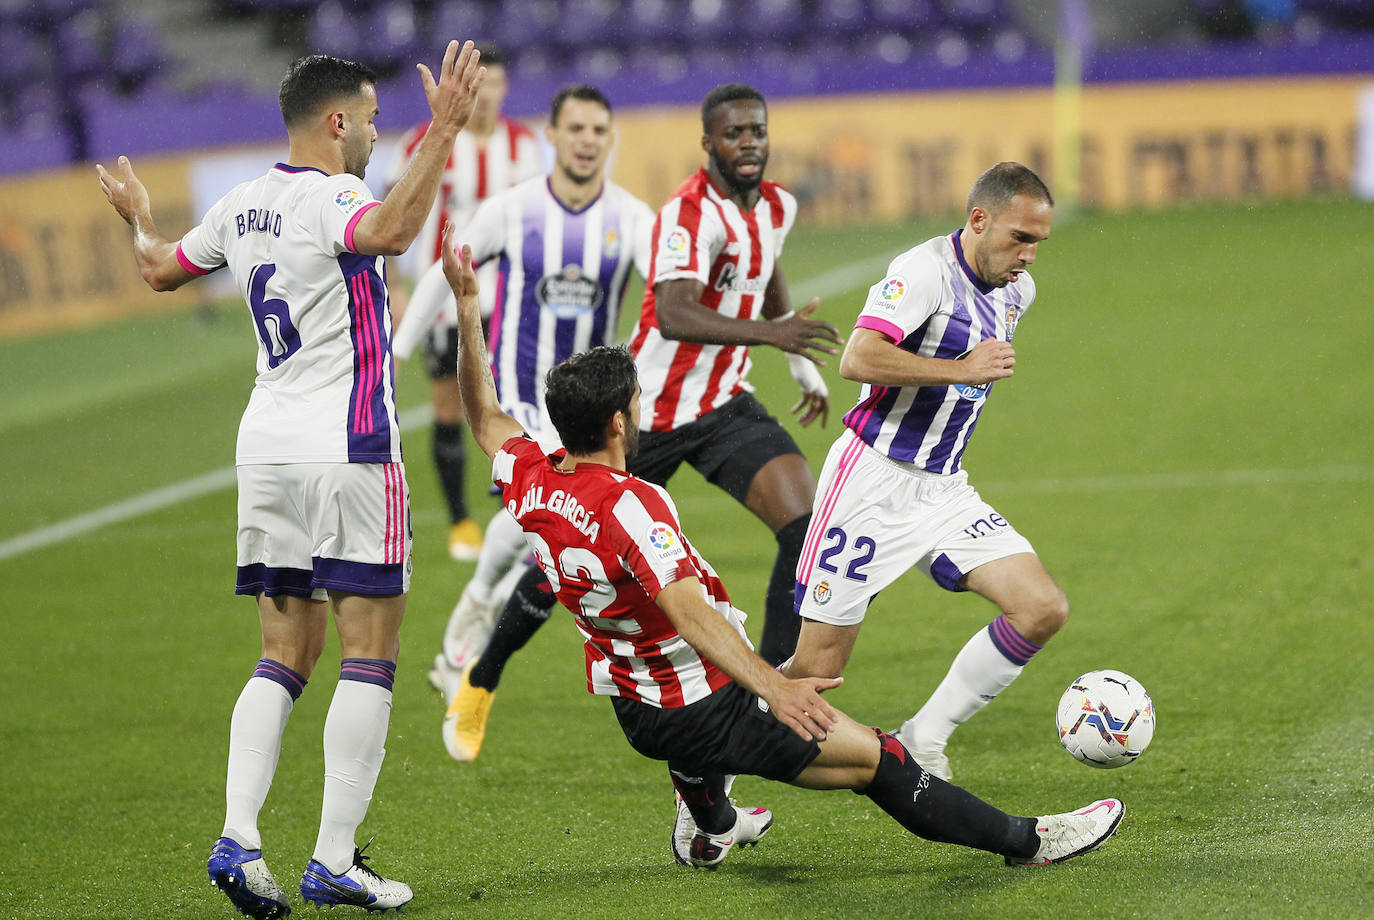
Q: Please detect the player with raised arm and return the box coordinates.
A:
[387,43,540,562]
[439,229,1124,872]
[787,163,1065,783]
[97,43,484,919]
[390,85,654,722]
[432,82,840,763]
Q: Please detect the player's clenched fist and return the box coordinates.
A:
[961,337,1016,385]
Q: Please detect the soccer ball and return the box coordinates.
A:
[1056,669,1155,769]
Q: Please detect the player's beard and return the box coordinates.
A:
[623,421,640,459]
[344,134,371,180]
[711,150,765,194]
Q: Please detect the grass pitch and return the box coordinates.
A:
[2,199,1371,919]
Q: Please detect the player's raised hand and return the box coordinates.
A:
[417,39,485,133]
[440,224,480,306]
[769,297,844,365]
[95,156,150,225]
[961,337,1016,385]
[765,675,843,743]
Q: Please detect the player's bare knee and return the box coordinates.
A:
[1003,587,1068,642]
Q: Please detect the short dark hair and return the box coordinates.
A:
[474,42,506,68]
[279,55,376,130]
[701,83,766,133]
[967,162,1054,216]
[544,347,638,454]
[550,84,612,126]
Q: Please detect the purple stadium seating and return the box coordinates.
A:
[816,0,873,38]
[428,1,494,50]
[623,0,681,42]
[559,0,622,47]
[56,12,107,81]
[493,0,561,51]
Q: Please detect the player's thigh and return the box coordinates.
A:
[305,461,413,598]
[256,593,330,676]
[913,481,1038,595]
[331,592,407,661]
[692,394,810,526]
[237,464,329,601]
[793,431,935,631]
[790,710,881,791]
[613,682,820,782]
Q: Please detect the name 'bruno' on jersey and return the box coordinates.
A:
[176,163,401,466]
[843,230,1036,475]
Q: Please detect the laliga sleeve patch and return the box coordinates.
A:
[645,522,687,561]
[659,226,692,268]
[332,187,369,217]
[867,275,908,314]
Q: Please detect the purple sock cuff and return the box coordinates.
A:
[986,615,1042,666]
[253,658,307,701]
[340,657,397,691]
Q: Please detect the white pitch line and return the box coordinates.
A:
[0,256,902,566]
[0,404,434,563]
[5,453,1369,564]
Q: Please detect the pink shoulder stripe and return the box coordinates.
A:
[344,201,382,253]
[855,314,904,343]
[175,241,214,276]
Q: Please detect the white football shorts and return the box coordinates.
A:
[236,461,412,599]
[794,429,1035,627]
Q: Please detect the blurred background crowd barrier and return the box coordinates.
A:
[2,0,1373,336]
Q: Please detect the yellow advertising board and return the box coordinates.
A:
[0,156,198,339]
[0,75,1363,339]
[610,75,1364,220]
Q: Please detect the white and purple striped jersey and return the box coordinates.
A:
[396,175,653,440]
[177,164,401,465]
[843,230,1036,474]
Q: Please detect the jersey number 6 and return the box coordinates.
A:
[248,263,302,368]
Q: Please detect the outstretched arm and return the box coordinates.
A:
[655,577,841,743]
[96,156,197,292]
[654,276,843,364]
[441,225,524,459]
[350,40,485,256]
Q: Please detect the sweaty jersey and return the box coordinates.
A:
[394,176,653,442]
[386,116,539,289]
[177,164,401,465]
[494,435,747,708]
[843,230,1036,474]
[629,168,797,433]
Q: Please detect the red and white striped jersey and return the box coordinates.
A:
[493,435,751,708]
[386,115,539,288]
[628,168,797,432]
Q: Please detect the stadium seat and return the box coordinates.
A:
[428,1,494,50]
[559,0,623,48]
[815,0,873,38]
[306,1,367,61]
[493,0,561,51]
[623,0,682,42]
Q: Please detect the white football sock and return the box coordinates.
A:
[313,678,392,874]
[900,624,1027,752]
[222,676,295,850]
[467,510,527,599]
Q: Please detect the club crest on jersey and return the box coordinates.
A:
[646,523,684,560]
[537,265,604,319]
[660,226,691,267]
[603,228,620,259]
[870,276,906,314]
[812,580,833,605]
[1005,304,1021,339]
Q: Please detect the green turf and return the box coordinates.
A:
[2,199,1371,919]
